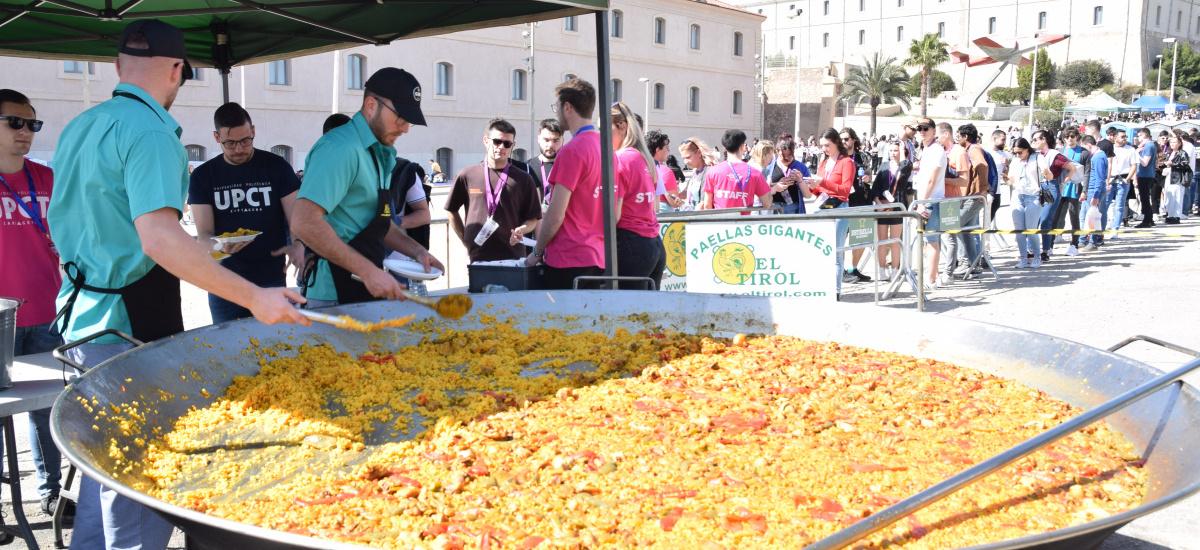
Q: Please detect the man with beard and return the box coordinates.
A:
[528,118,563,204]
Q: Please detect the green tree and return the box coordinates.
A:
[903,32,950,118]
[1016,51,1054,91]
[987,86,1023,104]
[1145,69,1164,91]
[838,53,912,136]
[904,69,956,98]
[1158,42,1200,92]
[1058,60,1115,96]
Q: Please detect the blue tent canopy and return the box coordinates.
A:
[1131,95,1189,112]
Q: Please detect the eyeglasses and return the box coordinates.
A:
[491,138,514,149]
[551,102,560,113]
[915,125,932,132]
[375,97,407,125]
[220,136,254,150]
[1,116,43,132]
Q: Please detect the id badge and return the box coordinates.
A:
[474,216,500,246]
[813,192,829,209]
[883,190,894,202]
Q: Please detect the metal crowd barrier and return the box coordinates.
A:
[906,194,999,286]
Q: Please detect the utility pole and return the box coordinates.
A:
[524,23,539,158]
[789,9,803,139]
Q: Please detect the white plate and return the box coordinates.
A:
[384,258,443,281]
[213,232,261,244]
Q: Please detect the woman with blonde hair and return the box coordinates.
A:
[749,140,775,173]
[678,137,718,210]
[611,102,666,288]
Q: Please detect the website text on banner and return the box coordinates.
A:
[670,220,837,299]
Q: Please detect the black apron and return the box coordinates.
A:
[52,89,185,343]
[55,262,184,342]
[305,186,392,305]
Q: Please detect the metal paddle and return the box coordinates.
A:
[804,336,1200,550]
[350,273,473,319]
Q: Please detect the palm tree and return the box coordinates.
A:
[838,53,912,136]
[903,33,950,118]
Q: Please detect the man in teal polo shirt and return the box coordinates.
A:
[294,67,443,306]
[47,20,308,550]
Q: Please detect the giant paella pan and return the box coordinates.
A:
[50,291,1200,549]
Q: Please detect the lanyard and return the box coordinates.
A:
[539,161,551,196]
[823,155,840,181]
[776,158,793,179]
[483,162,511,216]
[576,125,597,134]
[0,162,46,233]
[726,161,748,192]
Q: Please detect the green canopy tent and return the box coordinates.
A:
[0,0,626,279]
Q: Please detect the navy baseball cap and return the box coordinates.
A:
[117,19,193,82]
[364,68,426,126]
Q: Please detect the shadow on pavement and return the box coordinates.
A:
[1099,533,1177,550]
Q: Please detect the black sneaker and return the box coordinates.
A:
[1166,217,1181,225]
[40,494,75,520]
[1134,221,1154,228]
[1040,252,1050,262]
[853,269,872,283]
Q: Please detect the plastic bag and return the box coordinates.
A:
[1085,204,1103,231]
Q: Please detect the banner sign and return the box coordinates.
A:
[659,222,688,292]
[680,220,837,299]
[939,201,961,230]
[846,217,876,247]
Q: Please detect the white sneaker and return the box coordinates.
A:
[878,267,892,280]
[1066,245,1080,256]
[1016,258,1030,268]
[1031,257,1043,268]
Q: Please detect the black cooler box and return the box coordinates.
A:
[467,264,545,293]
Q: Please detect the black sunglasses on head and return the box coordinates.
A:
[491,138,514,149]
[2,116,43,132]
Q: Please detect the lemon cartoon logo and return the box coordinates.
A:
[662,223,687,276]
[712,242,755,285]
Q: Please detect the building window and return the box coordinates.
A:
[823,1,829,15]
[436,147,454,177]
[511,69,527,100]
[1179,11,1184,30]
[185,145,206,162]
[789,36,796,50]
[989,16,997,33]
[823,33,830,47]
[654,17,666,44]
[268,60,290,86]
[436,62,453,96]
[512,149,528,162]
[690,24,701,50]
[1038,12,1047,30]
[734,32,744,57]
[938,22,945,37]
[897,26,904,42]
[733,90,743,115]
[611,78,623,103]
[346,54,365,90]
[654,83,665,110]
[271,145,293,165]
[63,61,96,74]
[897,0,903,7]
[688,86,700,113]
[1156,6,1161,26]
[1093,7,1103,25]
[859,30,866,45]
[564,15,577,32]
[859,0,865,11]
[191,67,205,81]
[611,10,623,38]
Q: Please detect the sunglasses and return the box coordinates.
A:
[491,138,514,149]
[915,125,932,132]
[2,116,43,132]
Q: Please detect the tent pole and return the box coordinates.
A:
[221,69,231,104]
[595,10,617,280]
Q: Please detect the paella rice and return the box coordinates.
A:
[138,327,1148,549]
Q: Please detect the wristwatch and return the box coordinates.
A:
[533,250,545,258]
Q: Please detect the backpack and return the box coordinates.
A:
[389,157,430,249]
[973,145,1000,194]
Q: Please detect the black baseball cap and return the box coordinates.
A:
[364,67,426,126]
[117,19,193,82]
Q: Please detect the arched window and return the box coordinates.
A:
[185,145,206,162]
[564,15,578,32]
[611,79,623,103]
[789,36,796,50]
[823,0,829,15]
[436,147,454,177]
[938,22,945,37]
[689,24,701,50]
[512,69,527,101]
[436,62,453,96]
[734,32,744,57]
[1179,10,1184,30]
[1156,6,1162,26]
[688,86,700,113]
[271,145,293,165]
[859,30,866,45]
[654,17,666,44]
[1038,11,1047,29]
[733,90,743,115]
[896,26,904,42]
[346,54,365,90]
[989,17,997,34]
[1093,6,1103,25]
[611,10,623,38]
[823,33,830,47]
[191,68,205,81]
[268,60,290,86]
[653,83,665,110]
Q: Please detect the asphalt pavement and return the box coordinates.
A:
[5,192,1197,549]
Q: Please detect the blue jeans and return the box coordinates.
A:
[956,199,983,268]
[12,322,63,499]
[832,202,849,293]
[1012,194,1042,259]
[1039,182,1062,252]
[1107,181,1131,230]
[774,201,802,214]
[1080,191,1110,245]
[66,341,175,550]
